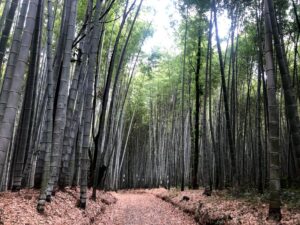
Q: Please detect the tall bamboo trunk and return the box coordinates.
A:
[181,6,188,192]
[46,0,78,200]
[37,0,55,212]
[212,0,236,184]
[0,0,19,70]
[0,0,39,187]
[264,0,281,220]
[0,0,29,121]
[192,29,201,189]
[92,0,131,198]
[79,0,104,208]
[266,0,300,182]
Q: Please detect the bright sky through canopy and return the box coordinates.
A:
[141,0,181,54]
[141,0,231,54]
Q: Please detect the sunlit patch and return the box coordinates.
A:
[140,0,231,55]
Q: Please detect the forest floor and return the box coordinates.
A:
[0,187,299,225]
[97,190,196,225]
[147,188,300,225]
[0,188,117,225]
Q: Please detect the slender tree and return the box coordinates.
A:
[264,0,281,220]
[46,0,78,201]
[266,0,300,182]
[212,0,236,184]
[192,30,201,189]
[0,0,19,70]
[0,0,40,187]
[181,5,188,191]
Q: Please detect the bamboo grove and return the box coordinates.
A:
[0,0,151,211]
[0,0,299,221]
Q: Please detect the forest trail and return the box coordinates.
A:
[98,191,196,225]
[0,188,299,224]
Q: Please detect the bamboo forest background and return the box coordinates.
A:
[0,0,299,217]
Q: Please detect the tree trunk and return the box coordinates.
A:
[37,0,55,212]
[46,0,78,200]
[11,0,43,191]
[212,0,236,184]
[0,0,19,70]
[0,0,39,187]
[266,0,300,183]
[264,0,281,220]
[181,6,188,192]
[92,0,131,198]
[192,29,201,189]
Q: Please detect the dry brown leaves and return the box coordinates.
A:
[0,188,116,225]
[97,191,197,225]
[0,188,299,225]
[148,188,300,225]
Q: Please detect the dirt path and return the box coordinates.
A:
[98,192,197,225]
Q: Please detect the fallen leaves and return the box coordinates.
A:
[148,188,300,225]
[0,188,299,225]
[97,191,197,225]
[0,188,116,225]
